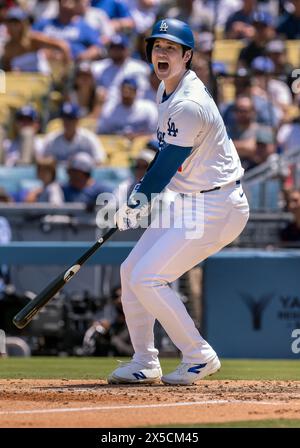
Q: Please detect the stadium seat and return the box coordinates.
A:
[5,73,51,100]
[93,167,130,184]
[129,135,153,157]
[286,40,300,67]
[213,40,243,72]
[0,165,131,195]
[218,78,235,102]
[4,73,52,119]
[0,95,25,124]
[108,151,131,167]
[79,117,97,132]
[0,166,37,194]
[0,73,52,130]
[99,135,131,166]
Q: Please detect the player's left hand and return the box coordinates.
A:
[114,203,150,231]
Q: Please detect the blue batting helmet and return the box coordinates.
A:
[145,18,194,63]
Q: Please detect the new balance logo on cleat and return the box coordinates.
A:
[107,361,162,384]
[187,363,207,374]
[161,356,221,385]
[133,372,147,380]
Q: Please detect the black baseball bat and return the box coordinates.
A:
[13,227,117,329]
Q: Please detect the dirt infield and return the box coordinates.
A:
[0,379,300,427]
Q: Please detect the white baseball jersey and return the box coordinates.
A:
[156,70,244,193]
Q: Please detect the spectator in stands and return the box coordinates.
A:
[0,1,9,51]
[277,0,300,39]
[192,56,211,90]
[33,0,103,62]
[205,0,242,31]
[25,157,64,204]
[62,151,112,206]
[238,10,275,69]
[27,1,58,21]
[280,188,300,244]
[74,0,114,45]
[221,67,282,129]
[164,0,214,32]
[42,102,106,164]
[4,105,43,166]
[265,39,295,90]
[156,0,240,31]
[193,32,227,103]
[266,39,293,78]
[277,102,300,154]
[225,0,257,39]
[66,61,103,118]
[127,0,160,34]
[193,31,212,60]
[226,95,259,169]
[91,0,134,33]
[97,77,157,138]
[1,7,70,72]
[131,29,149,62]
[251,56,292,118]
[230,67,252,99]
[91,33,150,107]
[253,124,276,166]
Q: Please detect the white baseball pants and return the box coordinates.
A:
[120,182,249,367]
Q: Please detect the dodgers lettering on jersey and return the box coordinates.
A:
[156,70,244,193]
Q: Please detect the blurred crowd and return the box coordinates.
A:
[0,0,298,233]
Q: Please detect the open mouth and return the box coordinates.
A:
[158,62,169,71]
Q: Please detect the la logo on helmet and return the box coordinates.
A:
[160,20,168,32]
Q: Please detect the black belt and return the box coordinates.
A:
[200,180,240,194]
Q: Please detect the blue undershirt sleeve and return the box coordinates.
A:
[129,143,192,206]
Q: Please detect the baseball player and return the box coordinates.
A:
[108,18,249,385]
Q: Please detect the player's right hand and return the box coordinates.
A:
[114,203,149,231]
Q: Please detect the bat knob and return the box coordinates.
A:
[12,316,26,329]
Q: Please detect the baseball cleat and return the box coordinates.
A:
[107,361,162,384]
[161,355,221,385]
